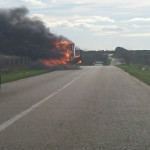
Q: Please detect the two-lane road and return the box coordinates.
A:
[0,66,150,150]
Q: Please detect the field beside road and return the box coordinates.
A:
[1,69,53,84]
[117,64,150,85]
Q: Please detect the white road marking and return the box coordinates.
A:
[0,70,90,132]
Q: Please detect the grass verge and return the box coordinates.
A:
[117,64,150,85]
[1,69,53,84]
[105,58,112,66]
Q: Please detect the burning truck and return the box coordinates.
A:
[0,7,81,69]
[40,40,81,67]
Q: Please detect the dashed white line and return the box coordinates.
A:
[0,70,90,132]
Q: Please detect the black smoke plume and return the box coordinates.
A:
[0,7,70,60]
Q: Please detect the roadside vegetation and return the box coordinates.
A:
[105,58,112,66]
[114,47,150,85]
[114,47,150,65]
[1,69,53,84]
[0,64,81,84]
[117,64,150,85]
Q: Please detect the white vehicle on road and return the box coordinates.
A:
[93,61,103,66]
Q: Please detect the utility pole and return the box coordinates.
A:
[0,73,1,92]
[0,53,3,92]
[0,57,1,92]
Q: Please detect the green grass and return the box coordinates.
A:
[1,69,53,84]
[117,64,150,85]
[105,58,112,66]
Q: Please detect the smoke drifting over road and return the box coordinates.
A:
[0,7,72,60]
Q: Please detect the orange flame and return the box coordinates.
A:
[40,40,74,66]
[77,60,82,64]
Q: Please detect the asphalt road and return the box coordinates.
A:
[0,66,150,150]
[110,58,122,66]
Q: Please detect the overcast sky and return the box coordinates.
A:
[1,0,150,50]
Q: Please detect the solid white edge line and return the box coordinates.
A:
[0,70,90,132]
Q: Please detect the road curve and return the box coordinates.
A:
[0,66,150,150]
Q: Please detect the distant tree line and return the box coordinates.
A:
[114,47,150,65]
[81,51,108,65]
